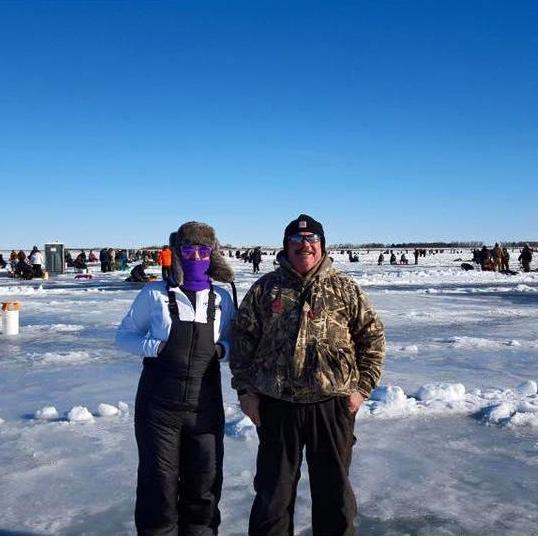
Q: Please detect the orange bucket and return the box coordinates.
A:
[2,302,21,311]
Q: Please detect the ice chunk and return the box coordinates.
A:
[370,385,407,406]
[0,417,4,424]
[225,415,256,439]
[483,402,516,424]
[515,380,537,396]
[415,382,466,402]
[34,406,59,421]
[509,412,538,428]
[67,406,94,423]
[96,403,119,417]
[118,401,129,414]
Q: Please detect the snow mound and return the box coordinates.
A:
[29,351,93,366]
[370,385,408,406]
[225,415,256,439]
[67,406,94,423]
[515,380,538,396]
[363,385,419,418]
[96,403,119,417]
[442,336,514,350]
[363,381,538,428]
[388,343,419,354]
[118,401,129,414]
[480,399,538,428]
[415,382,466,402]
[34,406,59,421]
[0,285,46,296]
[24,324,84,333]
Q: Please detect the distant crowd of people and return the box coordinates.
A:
[1,247,45,279]
[472,243,534,273]
[1,243,535,281]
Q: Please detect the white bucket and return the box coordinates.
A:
[1,302,21,336]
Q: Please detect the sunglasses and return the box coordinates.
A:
[288,233,322,245]
[179,245,212,260]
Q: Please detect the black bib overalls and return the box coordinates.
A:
[134,286,224,536]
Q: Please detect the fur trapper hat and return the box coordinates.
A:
[169,221,234,285]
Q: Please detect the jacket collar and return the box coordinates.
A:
[277,251,333,285]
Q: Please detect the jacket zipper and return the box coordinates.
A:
[182,320,196,403]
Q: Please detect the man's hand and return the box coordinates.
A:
[239,393,261,427]
[347,391,365,414]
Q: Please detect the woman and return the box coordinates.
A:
[117,222,235,535]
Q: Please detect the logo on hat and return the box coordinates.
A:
[299,220,307,228]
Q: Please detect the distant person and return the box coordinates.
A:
[157,245,173,281]
[377,253,384,265]
[492,243,503,272]
[414,249,419,265]
[64,249,74,267]
[0,254,6,269]
[126,262,151,282]
[99,248,109,272]
[501,247,510,272]
[479,245,492,271]
[118,250,129,271]
[389,251,397,265]
[73,252,88,271]
[400,253,408,265]
[251,246,262,274]
[88,250,98,263]
[15,258,34,280]
[108,248,116,271]
[117,221,235,535]
[518,244,533,272]
[29,247,44,277]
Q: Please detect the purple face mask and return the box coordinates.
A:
[180,250,211,292]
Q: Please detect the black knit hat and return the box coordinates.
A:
[283,214,325,252]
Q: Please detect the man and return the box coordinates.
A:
[518,244,533,272]
[158,244,173,281]
[231,214,385,535]
[251,246,262,274]
[492,243,503,272]
[127,262,151,282]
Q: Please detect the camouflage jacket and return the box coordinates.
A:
[230,253,385,403]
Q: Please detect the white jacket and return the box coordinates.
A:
[116,281,235,359]
[30,252,44,266]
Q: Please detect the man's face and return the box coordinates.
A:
[286,232,323,275]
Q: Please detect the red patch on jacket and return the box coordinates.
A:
[271,299,284,314]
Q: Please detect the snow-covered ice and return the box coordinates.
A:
[1,249,537,535]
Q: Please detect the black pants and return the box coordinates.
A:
[162,266,171,281]
[249,396,357,536]
[135,399,224,536]
[32,264,43,277]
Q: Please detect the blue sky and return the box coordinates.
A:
[1,0,537,248]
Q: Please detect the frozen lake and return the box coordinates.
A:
[0,249,537,535]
